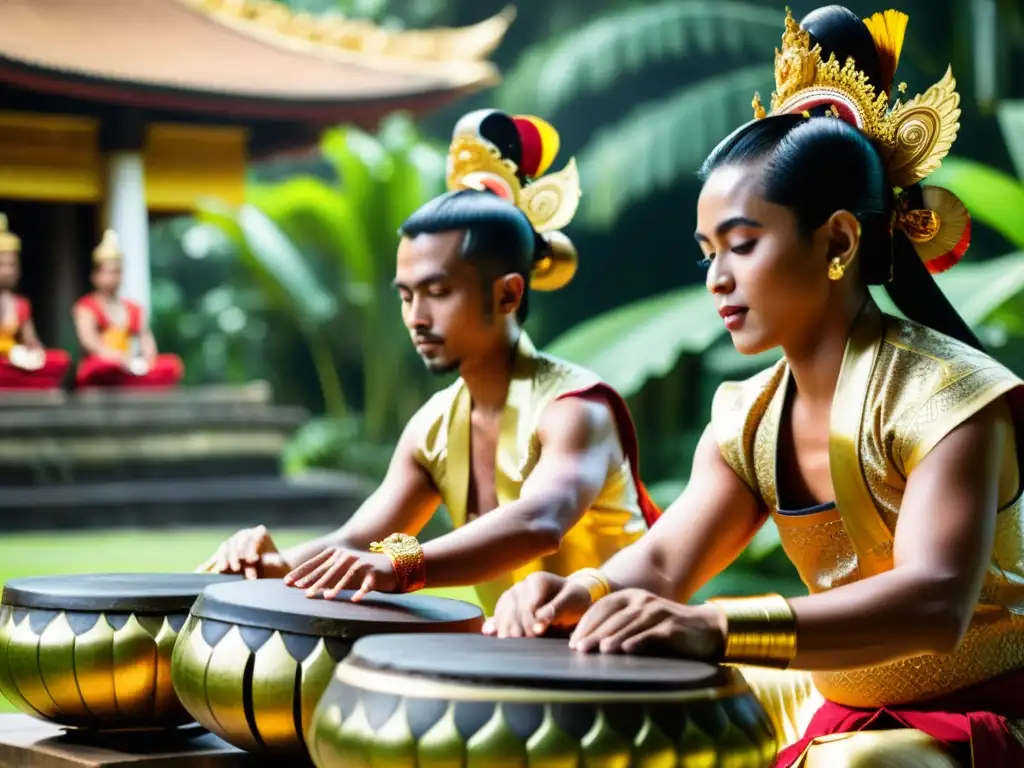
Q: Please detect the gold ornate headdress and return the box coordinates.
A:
[0,214,21,254]
[753,7,970,273]
[93,229,122,264]
[446,110,582,290]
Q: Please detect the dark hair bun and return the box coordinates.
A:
[800,5,884,97]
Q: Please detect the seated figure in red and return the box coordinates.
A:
[0,214,71,390]
[73,229,184,390]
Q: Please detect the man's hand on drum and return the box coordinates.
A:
[568,589,726,660]
[196,525,289,580]
[283,547,396,602]
[482,573,594,638]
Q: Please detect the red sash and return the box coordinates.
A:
[558,383,662,528]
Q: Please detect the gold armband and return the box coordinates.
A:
[567,567,611,603]
[706,593,797,668]
[370,533,426,593]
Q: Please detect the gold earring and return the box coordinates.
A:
[828,257,846,281]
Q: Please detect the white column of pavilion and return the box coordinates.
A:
[102,151,150,321]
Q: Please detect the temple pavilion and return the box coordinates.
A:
[0,0,512,344]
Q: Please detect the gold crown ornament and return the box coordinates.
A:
[93,229,123,264]
[0,214,21,254]
[446,112,583,290]
[751,7,969,274]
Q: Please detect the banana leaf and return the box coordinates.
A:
[928,158,1024,250]
[544,284,723,398]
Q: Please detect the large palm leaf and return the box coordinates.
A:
[544,284,722,398]
[195,197,345,415]
[871,251,1024,333]
[927,158,1024,250]
[997,101,1024,180]
[575,65,772,227]
[549,252,1024,402]
[498,1,779,115]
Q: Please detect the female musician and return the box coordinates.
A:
[486,6,1024,766]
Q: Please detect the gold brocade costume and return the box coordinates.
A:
[413,332,647,614]
[711,304,1024,755]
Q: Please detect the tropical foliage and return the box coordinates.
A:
[497,1,777,228]
[152,115,451,477]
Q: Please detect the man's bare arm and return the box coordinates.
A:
[72,306,113,358]
[416,397,618,588]
[139,327,159,362]
[279,417,441,569]
[599,424,766,601]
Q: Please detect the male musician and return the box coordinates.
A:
[73,229,184,389]
[199,110,659,613]
[0,213,71,390]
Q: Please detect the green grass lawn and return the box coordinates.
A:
[0,527,481,714]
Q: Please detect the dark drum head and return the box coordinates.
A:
[346,634,730,692]
[1,573,240,613]
[190,579,485,639]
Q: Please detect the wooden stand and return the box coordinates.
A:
[0,715,277,767]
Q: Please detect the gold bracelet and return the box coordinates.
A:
[567,567,611,603]
[705,593,797,668]
[370,533,426,593]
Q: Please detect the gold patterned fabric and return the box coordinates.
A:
[414,332,647,614]
[711,305,1024,709]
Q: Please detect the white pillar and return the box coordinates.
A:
[103,151,150,320]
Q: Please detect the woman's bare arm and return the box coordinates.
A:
[601,424,767,601]
[784,402,1005,669]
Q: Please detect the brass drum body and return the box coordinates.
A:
[0,573,237,731]
[171,579,485,759]
[308,635,779,768]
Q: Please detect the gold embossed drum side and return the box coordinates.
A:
[0,573,237,731]
[308,635,778,767]
[171,579,484,758]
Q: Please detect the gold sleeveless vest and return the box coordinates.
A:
[413,332,647,614]
[712,304,1024,708]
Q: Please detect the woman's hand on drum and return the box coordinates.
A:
[196,525,289,580]
[482,573,593,638]
[568,589,726,660]
[284,547,397,602]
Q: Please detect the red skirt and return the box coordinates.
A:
[75,354,184,390]
[776,668,1024,767]
[0,350,71,390]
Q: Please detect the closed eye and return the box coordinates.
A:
[732,240,757,255]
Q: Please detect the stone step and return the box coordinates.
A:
[0,473,371,531]
[0,381,271,410]
[0,401,307,484]
[0,403,308,436]
[69,380,273,407]
[0,454,284,486]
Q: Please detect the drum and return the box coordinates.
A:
[0,573,238,732]
[307,634,778,768]
[170,579,485,758]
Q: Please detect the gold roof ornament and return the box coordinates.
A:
[0,214,20,254]
[92,230,122,264]
[184,0,515,65]
[753,7,960,190]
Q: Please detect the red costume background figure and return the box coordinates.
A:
[0,213,71,391]
[73,229,184,390]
